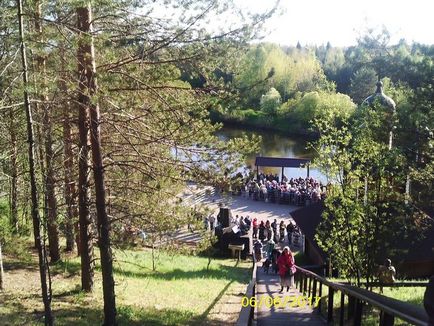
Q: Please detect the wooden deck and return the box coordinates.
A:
[255,261,325,326]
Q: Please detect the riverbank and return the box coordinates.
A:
[214,124,327,182]
[210,108,319,139]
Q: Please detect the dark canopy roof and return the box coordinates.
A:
[255,156,310,168]
[290,202,327,259]
[290,202,434,263]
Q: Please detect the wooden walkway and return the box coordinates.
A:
[255,261,325,326]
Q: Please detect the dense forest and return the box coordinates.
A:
[209,28,434,136]
[0,0,433,324]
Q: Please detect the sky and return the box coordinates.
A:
[235,0,434,47]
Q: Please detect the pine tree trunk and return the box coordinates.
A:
[17,0,53,323]
[35,0,60,263]
[44,109,60,263]
[77,6,94,292]
[77,5,117,324]
[77,66,94,289]
[77,99,94,290]
[0,241,4,291]
[9,107,18,233]
[61,46,78,253]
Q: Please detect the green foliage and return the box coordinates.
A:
[349,66,378,104]
[312,77,432,284]
[234,43,329,107]
[0,200,11,246]
[260,87,281,115]
[289,91,356,132]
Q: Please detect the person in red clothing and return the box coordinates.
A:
[252,218,258,239]
[277,246,296,293]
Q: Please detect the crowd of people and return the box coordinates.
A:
[251,217,301,291]
[246,175,326,206]
[252,218,300,244]
[204,213,252,236]
[254,239,296,292]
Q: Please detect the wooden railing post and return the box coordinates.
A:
[300,273,304,292]
[292,266,428,325]
[354,299,363,326]
[327,287,334,323]
[299,273,303,292]
[308,276,312,297]
[294,271,297,288]
[348,295,355,320]
[318,281,323,314]
[380,311,395,326]
[339,292,345,326]
[312,279,317,298]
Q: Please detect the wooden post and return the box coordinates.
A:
[312,279,317,299]
[327,287,334,323]
[354,299,363,326]
[308,277,312,297]
[256,165,259,180]
[380,311,395,326]
[318,282,323,314]
[307,164,310,178]
[339,292,345,326]
[299,273,304,291]
[281,166,284,182]
[295,271,299,289]
[347,295,355,319]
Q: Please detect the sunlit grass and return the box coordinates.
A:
[1,246,252,325]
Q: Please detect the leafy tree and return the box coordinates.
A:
[313,97,431,287]
[349,66,378,104]
[235,43,329,107]
[289,91,356,132]
[260,87,281,115]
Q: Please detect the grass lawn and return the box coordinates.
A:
[0,244,252,325]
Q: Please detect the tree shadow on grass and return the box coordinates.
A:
[0,297,43,326]
[50,259,82,277]
[2,278,243,325]
[52,286,84,299]
[2,304,224,326]
[114,263,250,283]
[3,260,38,272]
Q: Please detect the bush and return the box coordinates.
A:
[260,88,282,115]
[0,200,11,242]
[290,91,356,130]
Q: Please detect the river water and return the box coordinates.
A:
[216,126,327,182]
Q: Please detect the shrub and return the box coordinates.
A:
[260,88,282,116]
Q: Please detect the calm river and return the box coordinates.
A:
[216,126,327,182]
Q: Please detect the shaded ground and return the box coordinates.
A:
[0,246,251,325]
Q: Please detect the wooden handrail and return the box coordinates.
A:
[295,265,429,326]
[343,282,428,287]
[236,254,257,326]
